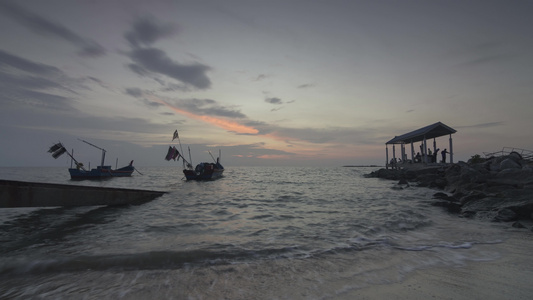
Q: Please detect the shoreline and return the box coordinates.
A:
[346,229,533,299]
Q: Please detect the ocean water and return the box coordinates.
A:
[0,166,515,299]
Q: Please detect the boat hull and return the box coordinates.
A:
[69,165,134,180]
[183,167,224,181]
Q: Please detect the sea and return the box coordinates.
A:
[0,166,522,299]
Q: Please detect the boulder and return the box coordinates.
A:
[364,153,533,227]
[493,208,518,222]
[500,158,521,171]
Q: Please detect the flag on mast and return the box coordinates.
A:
[172,147,181,161]
[164,146,175,161]
[172,130,179,141]
[48,143,63,153]
[48,143,67,159]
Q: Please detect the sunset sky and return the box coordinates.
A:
[1,0,532,168]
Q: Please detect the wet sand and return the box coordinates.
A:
[349,230,533,300]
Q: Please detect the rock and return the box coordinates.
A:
[431,201,462,213]
[500,158,521,170]
[508,151,523,163]
[458,191,487,205]
[431,178,447,189]
[364,153,533,226]
[398,178,409,185]
[512,221,526,228]
[433,192,451,200]
[493,208,518,222]
[461,211,477,218]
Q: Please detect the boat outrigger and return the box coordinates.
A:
[48,139,135,180]
[165,130,224,181]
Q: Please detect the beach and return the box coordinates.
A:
[351,229,533,300]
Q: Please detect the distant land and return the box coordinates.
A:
[342,165,382,168]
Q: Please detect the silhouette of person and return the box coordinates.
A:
[434,148,440,163]
[441,149,448,163]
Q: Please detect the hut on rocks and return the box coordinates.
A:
[386,122,457,169]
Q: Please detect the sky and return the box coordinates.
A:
[0,0,532,168]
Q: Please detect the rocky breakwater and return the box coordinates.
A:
[365,152,533,229]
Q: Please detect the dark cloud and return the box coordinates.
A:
[0,50,82,111]
[127,48,211,89]
[456,122,505,129]
[160,82,191,92]
[0,49,61,75]
[123,87,164,108]
[265,97,283,105]
[124,87,144,98]
[169,98,246,118]
[0,1,105,57]
[127,63,150,77]
[254,74,268,81]
[0,84,74,111]
[142,99,164,108]
[0,69,63,91]
[297,83,315,89]
[125,16,177,47]
[86,76,112,90]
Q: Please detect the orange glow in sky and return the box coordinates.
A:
[156,98,258,134]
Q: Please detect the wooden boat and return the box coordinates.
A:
[183,159,224,181]
[165,130,224,181]
[48,139,135,180]
[68,163,134,180]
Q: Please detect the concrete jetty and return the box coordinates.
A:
[0,180,166,208]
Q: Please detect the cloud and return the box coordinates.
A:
[254,74,268,81]
[297,83,315,89]
[151,96,258,134]
[124,87,144,98]
[456,122,505,129]
[0,49,61,75]
[125,15,178,47]
[0,1,105,57]
[0,83,74,111]
[226,142,297,159]
[167,98,246,118]
[0,50,82,111]
[123,87,164,108]
[265,97,283,105]
[127,48,211,89]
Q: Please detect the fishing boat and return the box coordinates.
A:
[48,139,135,180]
[165,130,224,181]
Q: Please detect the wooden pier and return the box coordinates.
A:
[0,180,166,208]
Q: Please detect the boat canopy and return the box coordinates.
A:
[386,121,456,145]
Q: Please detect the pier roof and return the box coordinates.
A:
[386,122,456,144]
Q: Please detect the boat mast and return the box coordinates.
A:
[78,139,106,167]
[188,146,193,168]
[208,151,217,163]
